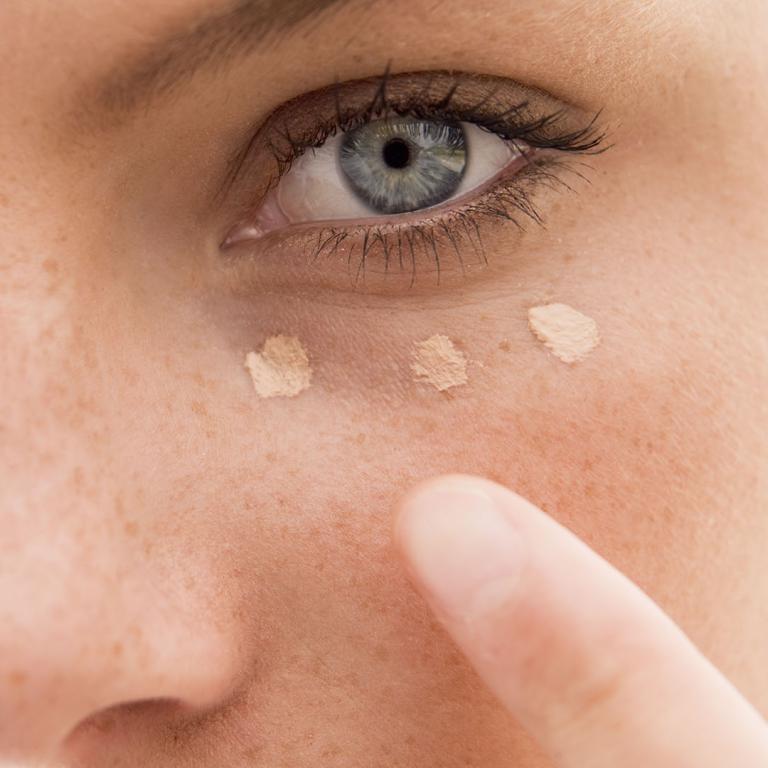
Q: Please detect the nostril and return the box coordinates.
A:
[0,620,242,763]
[61,697,198,762]
[67,697,183,738]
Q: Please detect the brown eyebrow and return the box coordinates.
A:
[89,0,359,118]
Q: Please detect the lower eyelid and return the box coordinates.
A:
[219,155,574,297]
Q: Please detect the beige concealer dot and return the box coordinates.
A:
[528,303,600,364]
[244,335,312,398]
[411,335,468,391]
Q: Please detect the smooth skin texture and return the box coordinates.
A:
[0,0,767,766]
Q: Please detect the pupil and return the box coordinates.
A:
[382,138,411,169]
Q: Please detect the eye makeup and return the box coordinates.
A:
[411,335,468,391]
[244,335,312,397]
[528,303,600,363]
[242,308,600,399]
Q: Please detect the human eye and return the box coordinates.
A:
[256,118,520,224]
[221,70,607,294]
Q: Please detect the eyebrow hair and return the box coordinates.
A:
[92,0,360,117]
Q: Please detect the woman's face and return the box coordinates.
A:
[1,0,766,765]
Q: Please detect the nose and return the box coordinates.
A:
[0,472,241,763]
[0,267,240,764]
[0,52,245,763]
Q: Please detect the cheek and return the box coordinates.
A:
[192,271,762,676]
[95,178,766,734]
[147,252,748,620]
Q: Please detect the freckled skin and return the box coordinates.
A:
[0,0,767,766]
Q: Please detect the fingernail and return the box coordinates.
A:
[397,478,524,621]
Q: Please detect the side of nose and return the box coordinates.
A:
[0,545,240,760]
[0,252,242,764]
[0,450,239,764]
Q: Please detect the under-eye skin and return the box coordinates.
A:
[220,69,608,292]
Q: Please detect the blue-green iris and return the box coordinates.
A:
[339,118,468,214]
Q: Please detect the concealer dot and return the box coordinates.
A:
[244,335,312,398]
[528,303,600,363]
[411,335,468,391]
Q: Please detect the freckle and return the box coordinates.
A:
[121,367,140,386]
[123,520,138,537]
[374,644,390,662]
[72,466,85,490]
[354,433,366,445]
[322,745,343,760]
[8,670,27,686]
[190,400,207,416]
[498,340,511,352]
[89,712,118,734]
[112,641,123,658]
[42,258,59,274]
[416,417,439,434]
[265,451,277,462]
[0,192,9,207]
[535,375,551,398]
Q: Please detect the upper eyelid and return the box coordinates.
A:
[219,69,608,204]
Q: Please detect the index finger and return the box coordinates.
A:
[394,475,768,768]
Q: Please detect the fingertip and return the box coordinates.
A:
[394,474,525,621]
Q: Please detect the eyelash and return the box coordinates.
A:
[231,69,609,287]
[303,159,574,287]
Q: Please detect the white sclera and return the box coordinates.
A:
[276,122,520,223]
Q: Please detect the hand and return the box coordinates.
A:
[394,475,768,768]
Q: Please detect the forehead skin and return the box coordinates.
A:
[0,0,767,766]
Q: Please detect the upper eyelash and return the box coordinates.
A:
[264,67,609,180]
[222,69,610,289]
[302,156,583,288]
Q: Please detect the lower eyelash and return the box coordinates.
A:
[300,155,585,288]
